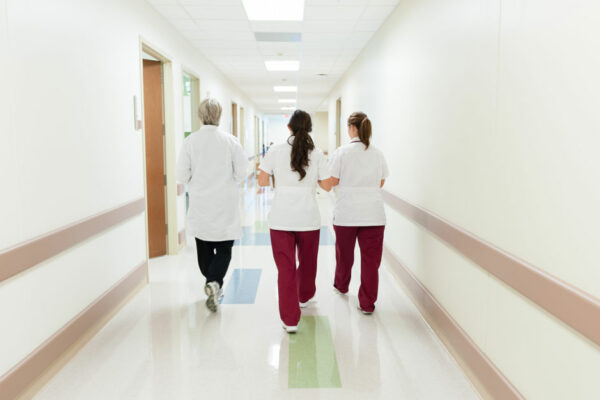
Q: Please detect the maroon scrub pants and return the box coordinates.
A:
[333,225,385,312]
[270,229,320,326]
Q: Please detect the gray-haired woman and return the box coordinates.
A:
[176,99,249,312]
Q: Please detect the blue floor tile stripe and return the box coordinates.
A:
[220,269,262,304]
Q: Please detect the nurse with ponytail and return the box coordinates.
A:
[258,110,331,333]
[329,112,389,314]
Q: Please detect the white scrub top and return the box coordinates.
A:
[259,137,329,231]
[176,125,249,241]
[329,138,389,226]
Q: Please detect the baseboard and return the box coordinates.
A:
[0,261,148,400]
[383,246,524,400]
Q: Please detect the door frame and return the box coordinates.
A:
[139,39,179,257]
[335,97,342,149]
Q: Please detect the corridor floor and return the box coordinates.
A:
[31,184,480,400]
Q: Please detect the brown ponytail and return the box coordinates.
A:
[287,110,315,180]
[348,111,372,149]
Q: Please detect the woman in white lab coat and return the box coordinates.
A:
[176,99,249,312]
[329,112,389,314]
[258,110,331,333]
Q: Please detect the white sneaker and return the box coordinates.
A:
[333,286,347,295]
[282,323,298,333]
[205,281,220,312]
[299,297,314,308]
[357,304,373,315]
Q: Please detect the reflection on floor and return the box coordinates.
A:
[32,183,480,399]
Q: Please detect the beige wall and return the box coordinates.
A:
[327,0,600,398]
[0,0,260,377]
[312,112,329,153]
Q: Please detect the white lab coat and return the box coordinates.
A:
[259,138,329,231]
[176,125,249,241]
[329,138,389,226]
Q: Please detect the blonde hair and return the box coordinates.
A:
[198,98,222,126]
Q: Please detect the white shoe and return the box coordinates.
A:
[333,286,347,295]
[357,304,373,315]
[299,297,314,308]
[282,323,298,333]
[205,281,220,312]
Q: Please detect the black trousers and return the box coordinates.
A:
[195,238,234,287]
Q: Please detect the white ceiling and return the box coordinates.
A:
[146,0,400,114]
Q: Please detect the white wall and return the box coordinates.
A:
[264,112,328,153]
[327,0,600,399]
[0,0,261,377]
[265,115,290,146]
[312,112,329,153]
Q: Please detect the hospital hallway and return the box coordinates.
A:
[1,0,600,399]
[26,184,480,399]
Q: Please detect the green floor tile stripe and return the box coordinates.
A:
[288,316,342,388]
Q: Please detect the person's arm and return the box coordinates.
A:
[176,141,192,184]
[232,140,250,183]
[381,152,390,188]
[317,150,332,192]
[326,150,342,189]
[258,169,271,187]
[258,148,274,187]
[318,178,332,191]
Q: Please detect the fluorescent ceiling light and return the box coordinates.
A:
[274,86,297,92]
[278,99,296,103]
[242,0,305,21]
[265,60,299,71]
[281,106,295,111]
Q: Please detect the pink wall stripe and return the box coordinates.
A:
[0,261,147,400]
[382,190,600,347]
[0,198,146,283]
[383,247,524,399]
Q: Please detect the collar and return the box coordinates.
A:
[350,138,361,143]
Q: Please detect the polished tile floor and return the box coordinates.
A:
[32,184,480,399]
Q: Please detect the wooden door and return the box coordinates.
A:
[232,103,238,137]
[335,98,342,148]
[143,59,167,258]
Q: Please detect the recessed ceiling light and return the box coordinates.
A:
[281,106,295,111]
[265,60,299,71]
[278,99,296,103]
[242,0,305,21]
[317,73,328,76]
[274,86,297,92]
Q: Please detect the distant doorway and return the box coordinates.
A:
[142,57,167,258]
[335,97,342,148]
[239,106,245,147]
[183,72,200,138]
[232,102,238,137]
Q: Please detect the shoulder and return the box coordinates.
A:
[268,142,288,154]
[367,145,385,158]
[217,129,241,146]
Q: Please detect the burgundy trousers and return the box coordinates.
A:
[270,229,320,326]
[333,225,385,312]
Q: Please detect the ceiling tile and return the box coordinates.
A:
[184,5,248,20]
[304,5,365,21]
[152,4,190,19]
[362,5,396,20]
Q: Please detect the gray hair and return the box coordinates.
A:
[198,98,222,126]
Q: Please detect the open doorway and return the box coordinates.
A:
[239,106,245,148]
[142,52,167,258]
[181,71,200,240]
[231,102,238,137]
[183,72,200,138]
[335,97,342,148]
